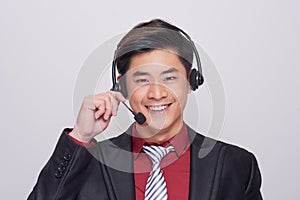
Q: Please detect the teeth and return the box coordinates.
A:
[149,105,168,111]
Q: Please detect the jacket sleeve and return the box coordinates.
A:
[27,129,95,200]
[244,153,263,200]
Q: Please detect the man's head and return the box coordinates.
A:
[114,19,195,142]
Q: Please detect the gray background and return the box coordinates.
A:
[1,0,299,199]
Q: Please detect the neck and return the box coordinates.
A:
[135,120,184,144]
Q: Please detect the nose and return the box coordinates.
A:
[147,83,168,100]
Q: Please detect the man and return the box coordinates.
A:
[28,19,263,200]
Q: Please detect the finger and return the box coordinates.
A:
[94,98,105,110]
[97,115,111,131]
[94,102,106,119]
[95,94,112,120]
[108,92,119,116]
[112,91,126,102]
[107,91,125,116]
[111,97,119,116]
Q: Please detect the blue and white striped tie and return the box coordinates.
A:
[143,145,175,200]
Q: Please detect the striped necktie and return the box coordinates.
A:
[143,145,175,200]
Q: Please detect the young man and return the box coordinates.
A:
[28,19,263,200]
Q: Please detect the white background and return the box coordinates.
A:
[0,0,299,199]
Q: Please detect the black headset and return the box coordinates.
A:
[111,27,204,97]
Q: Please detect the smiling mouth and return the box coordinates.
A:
[145,103,172,112]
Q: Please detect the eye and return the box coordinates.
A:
[164,76,177,81]
[135,79,149,83]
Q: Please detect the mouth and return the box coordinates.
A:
[145,103,172,113]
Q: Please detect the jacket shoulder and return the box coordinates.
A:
[189,128,262,199]
[189,126,256,162]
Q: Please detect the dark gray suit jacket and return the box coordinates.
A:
[28,125,262,200]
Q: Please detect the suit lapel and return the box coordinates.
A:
[188,127,223,200]
[97,126,136,200]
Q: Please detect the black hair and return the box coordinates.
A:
[115,19,193,77]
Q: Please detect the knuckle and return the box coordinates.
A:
[102,94,110,101]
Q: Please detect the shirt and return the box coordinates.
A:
[132,123,191,200]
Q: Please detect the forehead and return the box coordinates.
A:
[127,49,187,76]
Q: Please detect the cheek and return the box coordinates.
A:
[171,88,189,110]
[128,88,147,109]
[126,79,147,98]
[168,81,189,98]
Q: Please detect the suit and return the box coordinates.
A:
[28,125,263,200]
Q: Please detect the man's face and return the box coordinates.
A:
[125,49,190,136]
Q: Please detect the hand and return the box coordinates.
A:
[69,91,126,143]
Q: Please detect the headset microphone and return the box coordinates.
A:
[121,101,146,125]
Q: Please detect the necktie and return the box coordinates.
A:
[143,145,175,200]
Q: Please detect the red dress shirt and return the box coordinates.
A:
[132,123,191,200]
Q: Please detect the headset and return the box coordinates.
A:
[111,26,204,124]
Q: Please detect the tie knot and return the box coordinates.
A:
[143,145,175,165]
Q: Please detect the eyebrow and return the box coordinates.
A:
[160,68,179,75]
[132,68,179,77]
[132,71,150,77]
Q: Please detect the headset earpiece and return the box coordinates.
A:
[189,68,204,91]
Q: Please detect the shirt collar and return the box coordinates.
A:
[131,122,190,160]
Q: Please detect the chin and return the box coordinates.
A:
[146,116,182,134]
